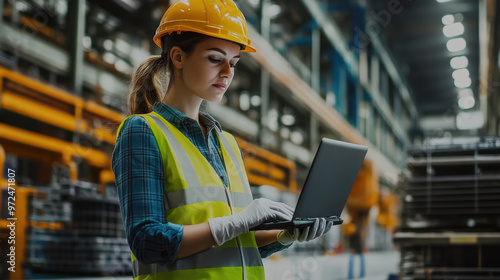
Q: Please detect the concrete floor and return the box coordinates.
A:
[262,251,400,280]
[26,251,399,280]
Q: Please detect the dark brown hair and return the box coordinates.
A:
[127,32,209,115]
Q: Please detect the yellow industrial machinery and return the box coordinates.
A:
[377,189,399,232]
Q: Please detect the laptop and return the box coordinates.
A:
[251,138,368,230]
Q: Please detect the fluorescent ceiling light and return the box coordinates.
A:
[458,88,474,97]
[247,0,260,8]
[443,22,464,37]
[116,38,131,54]
[103,39,113,51]
[115,59,132,73]
[456,111,483,130]
[267,109,279,131]
[83,36,92,49]
[450,56,469,69]
[266,4,281,19]
[281,114,296,126]
[290,131,304,145]
[280,127,290,139]
[452,68,470,80]
[454,77,472,88]
[250,95,261,107]
[437,0,452,3]
[447,38,467,52]
[442,14,454,25]
[239,92,250,111]
[103,52,117,64]
[458,95,475,110]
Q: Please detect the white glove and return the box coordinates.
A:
[277,218,333,245]
[209,198,294,245]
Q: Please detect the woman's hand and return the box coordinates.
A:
[209,198,294,245]
[277,218,333,245]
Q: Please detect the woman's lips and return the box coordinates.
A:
[213,83,227,90]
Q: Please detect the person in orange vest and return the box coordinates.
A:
[112,1,333,279]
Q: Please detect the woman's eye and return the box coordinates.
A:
[208,57,221,63]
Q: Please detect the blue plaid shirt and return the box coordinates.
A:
[112,102,289,264]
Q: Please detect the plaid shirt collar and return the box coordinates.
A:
[153,102,222,133]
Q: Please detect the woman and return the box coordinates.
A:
[112,0,333,279]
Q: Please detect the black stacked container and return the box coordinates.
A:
[395,137,500,279]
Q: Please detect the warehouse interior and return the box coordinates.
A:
[0,0,499,279]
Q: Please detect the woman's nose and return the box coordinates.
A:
[220,61,231,78]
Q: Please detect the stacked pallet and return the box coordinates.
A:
[395,138,500,280]
[27,229,130,275]
[25,180,132,276]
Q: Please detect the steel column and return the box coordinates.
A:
[310,25,321,151]
[259,0,271,146]
[66,0,85,96]
[0,0,4,47]
[330,50,346,116]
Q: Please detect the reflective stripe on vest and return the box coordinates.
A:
[116,112,264,280]
[132,247,262,275]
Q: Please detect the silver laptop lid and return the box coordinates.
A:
[293,138,368,220]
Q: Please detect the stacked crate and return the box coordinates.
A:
[26,180,132,276]
[395,138,500,280]
[27,229,130,275]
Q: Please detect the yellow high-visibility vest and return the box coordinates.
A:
[116,111,265,280]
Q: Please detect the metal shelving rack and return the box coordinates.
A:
[395,138,500,280]
[25,180,132,277]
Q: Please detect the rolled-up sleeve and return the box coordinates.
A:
[112,116,183,264]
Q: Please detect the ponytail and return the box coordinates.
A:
[128,55,168,115]
[127,32,209,115]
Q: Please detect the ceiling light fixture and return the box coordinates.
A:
[443,22,464,37]
[446,38,467,52]
[458,88,474,97]
[250,95,261,107]
[281,114,296,126]
[442,14,454,25]
[458,95,475,110]
[454,77,472,88]
[266,4,281,19]
[450,56,469,69]
[239,92,250,111]
[452,68,470,80]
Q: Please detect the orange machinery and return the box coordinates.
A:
[342,160,399,247]
[236,137,297,192]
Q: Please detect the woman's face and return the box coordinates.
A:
[178,37,241,103]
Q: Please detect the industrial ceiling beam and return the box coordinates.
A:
[299,0,414,146]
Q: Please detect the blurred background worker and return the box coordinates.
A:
[346,213,366,279]
[112,0,332,279]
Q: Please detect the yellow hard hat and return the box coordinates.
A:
[154,0,256,52]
